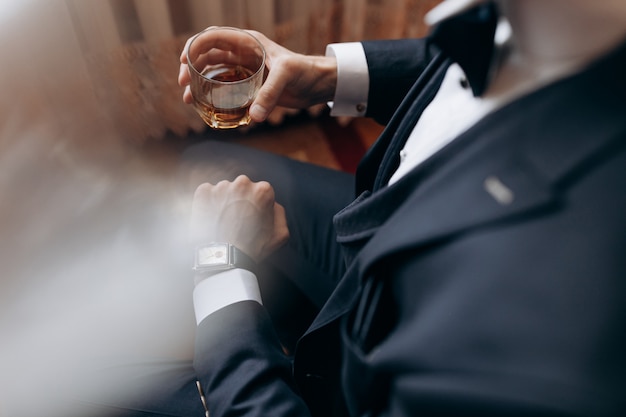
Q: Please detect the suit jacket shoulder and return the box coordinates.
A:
[361,38,438,124]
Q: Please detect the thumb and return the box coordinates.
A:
[249,69,286,123]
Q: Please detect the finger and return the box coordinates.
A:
[227,176,276,215]
[187,28,259,63]
[190,183,217,243]
[231,175,272,194]
[250,64,287,122]
[231,176,267,200]
[231,174,253,187]
[213,177,256,206]
[192,182,216,209]
[183,85,193,104]
[187,49,242,75]
[180,36,193,63]
[251,180,276,209]
[180,27,227,64]
[244,30,267,43]
[178,62,190,86]
[182,30,243,75]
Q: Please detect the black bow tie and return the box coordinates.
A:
[429,2,499,96]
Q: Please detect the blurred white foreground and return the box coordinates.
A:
[0,2,198,415]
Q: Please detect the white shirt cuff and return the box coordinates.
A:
[325,42,369,117]
[192,269,262,325]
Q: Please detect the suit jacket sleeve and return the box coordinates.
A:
[193,300,312,417]
[361,38,436,125]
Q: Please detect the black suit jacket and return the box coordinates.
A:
[194,37,626,417]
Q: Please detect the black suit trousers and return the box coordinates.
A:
[74,139,356,417]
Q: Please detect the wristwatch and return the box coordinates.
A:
[193,242,256,276]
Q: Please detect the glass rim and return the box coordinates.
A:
[186,26,266,86]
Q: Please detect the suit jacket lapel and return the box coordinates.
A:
[310,108,555,331]
[356,52,450,194]
[300,50,453,339]
[358,39,626,278]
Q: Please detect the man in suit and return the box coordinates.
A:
[90,0,626,415]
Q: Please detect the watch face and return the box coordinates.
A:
[196,244,229,267]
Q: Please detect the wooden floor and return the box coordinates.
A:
[179,109,384,173]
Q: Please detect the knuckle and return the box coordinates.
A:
[233,174,251,185]
[255,181,275,199]
[256,180,272,192]
[194,182,213,195]
[215,179,230,187]
[247,29,263,39]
